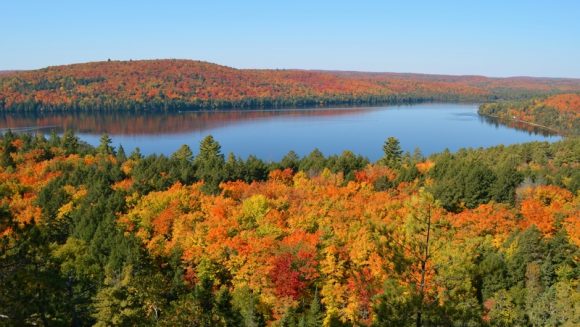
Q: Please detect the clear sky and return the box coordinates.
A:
[1,0,579,78]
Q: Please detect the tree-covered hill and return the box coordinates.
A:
[2,59,580,111]
[479,93,580,135]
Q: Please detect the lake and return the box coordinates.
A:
[0,103,561,161]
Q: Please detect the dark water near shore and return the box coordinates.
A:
[0,103,561,161]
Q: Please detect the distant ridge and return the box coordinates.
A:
[1,59,580,111]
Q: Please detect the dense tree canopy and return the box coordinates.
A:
[0,128,578,326]
[2,60,580,112]
[479,93,580,135]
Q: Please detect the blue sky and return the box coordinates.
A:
[1,0,579,77]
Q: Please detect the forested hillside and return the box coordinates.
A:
[2,59,580,111]
[1,129,578,326]
[479,93,580,135]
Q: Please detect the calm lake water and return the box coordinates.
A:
[0,103,561,161]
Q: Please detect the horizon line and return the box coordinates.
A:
[2,58,580,81]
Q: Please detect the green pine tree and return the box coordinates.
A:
[97,133,114,155]
[194,135,225,194]
[381,136,403,167]
[304,290,323,327]
[62,129,79,155]
[116,144,127,162]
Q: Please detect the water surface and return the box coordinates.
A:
[0,104,561,161]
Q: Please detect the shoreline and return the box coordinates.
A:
[478,113,564,135]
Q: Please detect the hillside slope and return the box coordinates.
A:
[479,93,580,135]
[2,59,580,111]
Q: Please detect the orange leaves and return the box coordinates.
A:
[451,203,517,240]
[112,178,133,191]
[268,168,294,185]
[450,184,578,244]
[564,213,580,246]
[520,199,555,235]
[119,182,203,256]
[3,59,580,112]
[0,151,70,231]
[114,164,578,325]
[480,92,580,135]
[355,165,396,184]
[151,205,176,237]
[10,138,24,150]
[281,229,319,251]
[119,168,402,322]
[542,93,580,115]
[8,193,42,225]
[220,180,251,201]
[519,185,576,237]
[416,160,434,174]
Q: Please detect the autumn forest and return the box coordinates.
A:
[0,54,580,327]
[2,60,580,112]
[5,0,580,324]
[1,116,579,326]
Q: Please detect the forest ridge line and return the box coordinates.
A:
[2,59,580,112]
[6,59,580,79]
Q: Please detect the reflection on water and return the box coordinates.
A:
[478,115,558,137]
[0,108,372,135]
[0,104,561,161]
